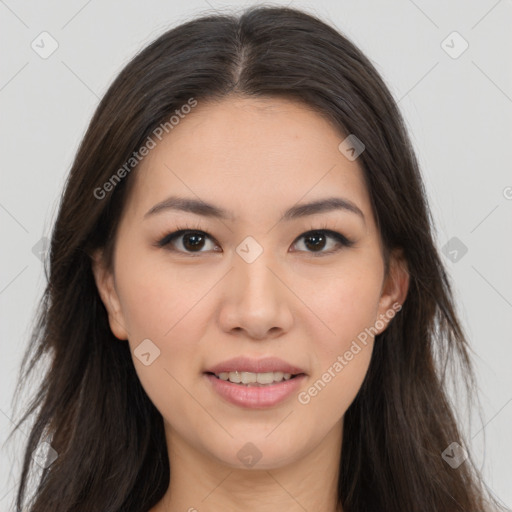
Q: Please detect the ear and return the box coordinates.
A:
[374,248,409,336]
[90,249,129,340]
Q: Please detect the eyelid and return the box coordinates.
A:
[155,224,355,255]
[156,229,219,250]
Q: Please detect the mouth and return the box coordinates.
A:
[203,371,307,409]
[204,371,305,387]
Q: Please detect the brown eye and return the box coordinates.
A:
[302,232,328,252]
[157,228,353,256]
[292,230,354,255]
[157,230,219,253]
[181,232,207,251]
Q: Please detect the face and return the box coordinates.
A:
[93,96,408,471]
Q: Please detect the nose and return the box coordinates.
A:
[218,250,294,340]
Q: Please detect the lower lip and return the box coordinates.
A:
[204,373,307,409]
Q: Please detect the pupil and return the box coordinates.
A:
[183,233,204,251]
[181,232,327,252]
[305,232,325,251]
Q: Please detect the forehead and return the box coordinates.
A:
[126,96,373,227]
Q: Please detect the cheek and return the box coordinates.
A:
[115,252,204,341]
[298,259,382,406]
[112,251,215,403]
[113,256,209,416]
[303,257,383,344]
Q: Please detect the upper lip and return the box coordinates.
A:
[205,356,307,375]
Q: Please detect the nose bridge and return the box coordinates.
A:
[220,240,292,338]
[234,244,282,305]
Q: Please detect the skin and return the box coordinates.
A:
[92,96,409,512]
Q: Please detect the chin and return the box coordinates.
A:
[206,436,306,471]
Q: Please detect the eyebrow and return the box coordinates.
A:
[144,195,365,224]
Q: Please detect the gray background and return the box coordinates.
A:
[1,0,511,509]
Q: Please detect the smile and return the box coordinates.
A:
[211,370,299,385]
[204,372,307,409]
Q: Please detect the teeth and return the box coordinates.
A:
[216,371,294,385]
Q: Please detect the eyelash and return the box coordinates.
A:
[155,221,355,257]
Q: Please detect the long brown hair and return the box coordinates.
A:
[7,6,507,511]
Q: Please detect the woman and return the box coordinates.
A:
[8,5,506,512]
